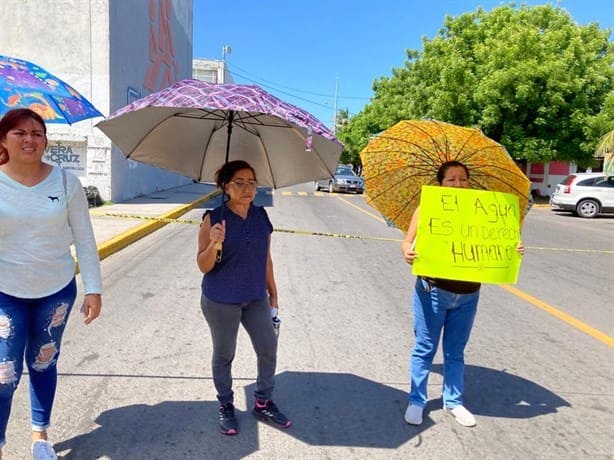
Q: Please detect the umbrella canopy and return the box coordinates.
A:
[360,119,531,232]
[95,79,343,189]
[0,54,103,124]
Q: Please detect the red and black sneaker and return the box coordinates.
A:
[219,402,238,435]
[252,399,292,428]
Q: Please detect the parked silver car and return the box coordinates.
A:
[315,166,364,194]
[550,172,614,218]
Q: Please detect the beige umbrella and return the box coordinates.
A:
[96,79,343,188]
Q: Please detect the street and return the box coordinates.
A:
[6,184,614,459]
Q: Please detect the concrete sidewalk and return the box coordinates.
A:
[88,182,219,261]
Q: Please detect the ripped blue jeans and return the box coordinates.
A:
[0,278,76,447]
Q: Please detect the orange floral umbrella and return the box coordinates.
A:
[359,119,531,232]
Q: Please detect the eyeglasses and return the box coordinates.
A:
[229,180,258,189]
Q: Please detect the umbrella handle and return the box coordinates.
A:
[214,241,222,262]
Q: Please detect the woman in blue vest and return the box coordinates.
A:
[197,160,290,435]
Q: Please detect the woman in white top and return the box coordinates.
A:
[0,108,102,460]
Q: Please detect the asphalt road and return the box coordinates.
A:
[5,185,613,459]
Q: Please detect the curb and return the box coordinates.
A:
[96,189,220,262]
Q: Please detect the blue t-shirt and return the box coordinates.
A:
[202,204,273,303]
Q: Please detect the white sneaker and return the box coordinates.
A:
[31,440,57,460]
[404,403,424,425]
[445,405,476,427]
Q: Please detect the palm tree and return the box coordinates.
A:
[595,130,614,175]
[595,130,614,156]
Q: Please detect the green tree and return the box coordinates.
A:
[344,4,614,166]
[335,108,358,166]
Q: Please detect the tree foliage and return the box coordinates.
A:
[339,4,614,166]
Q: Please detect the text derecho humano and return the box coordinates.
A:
[413,186,523,284]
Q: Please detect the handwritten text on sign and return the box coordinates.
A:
[412,186,522,284]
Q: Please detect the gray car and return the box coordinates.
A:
[315,166,364,194]
[550,172,614,218]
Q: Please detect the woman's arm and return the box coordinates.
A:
[265,236,278,308]
[67,174,102,324]
[196,214,225,273]
[401,206,420,265]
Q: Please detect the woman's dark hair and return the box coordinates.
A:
[0,108,47,144]
[436,160,469,184]
[215,160,257,188]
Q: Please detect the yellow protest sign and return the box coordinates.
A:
[412,186,522,284]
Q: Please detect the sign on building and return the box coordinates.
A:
[44,140,87,176]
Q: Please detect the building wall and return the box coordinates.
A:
[193,58,234,84]
[108,0,193,201]
[527,161,578,196]
[0,0,193,202]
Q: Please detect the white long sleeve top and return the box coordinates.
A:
[0,166,102,298]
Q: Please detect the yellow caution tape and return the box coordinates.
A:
[90,212,403,242]
[91,212,201,225]
[90,211,614,252]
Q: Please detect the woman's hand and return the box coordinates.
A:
[209,219,226,244]
[401,207,420,265]
[516,241,525,256]
[401,241,418,265]
[269,295,278,309]
[82,293,102,325]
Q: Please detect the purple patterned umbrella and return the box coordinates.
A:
[96,79,343,188]
[0,54,103,124]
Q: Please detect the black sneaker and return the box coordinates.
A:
[219,402,238,435]
[252,399,292,428]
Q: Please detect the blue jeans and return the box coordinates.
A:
[0,279,76,447]
[409,278,479,409]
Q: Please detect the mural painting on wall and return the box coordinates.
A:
[144,0,178,92]
[44,141,87,176]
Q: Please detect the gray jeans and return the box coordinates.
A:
[200,295,278,404]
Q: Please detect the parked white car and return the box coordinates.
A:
[550,173,614,218]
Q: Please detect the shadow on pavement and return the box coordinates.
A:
[245,371,427,449]
[431,364,570,418]
[53,367,568,457]
[53,400,258,459]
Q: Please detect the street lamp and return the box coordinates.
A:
[222,45,231,61]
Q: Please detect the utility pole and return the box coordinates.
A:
[333,74,339,134]
[221,45,231,83]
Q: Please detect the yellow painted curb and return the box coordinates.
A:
[95,189,220,262]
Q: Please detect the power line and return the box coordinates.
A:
[226,60,371,101]
[228,68,334,111]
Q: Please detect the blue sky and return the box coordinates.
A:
[193,1,612,130]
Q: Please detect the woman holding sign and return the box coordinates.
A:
[401,160,524,428]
